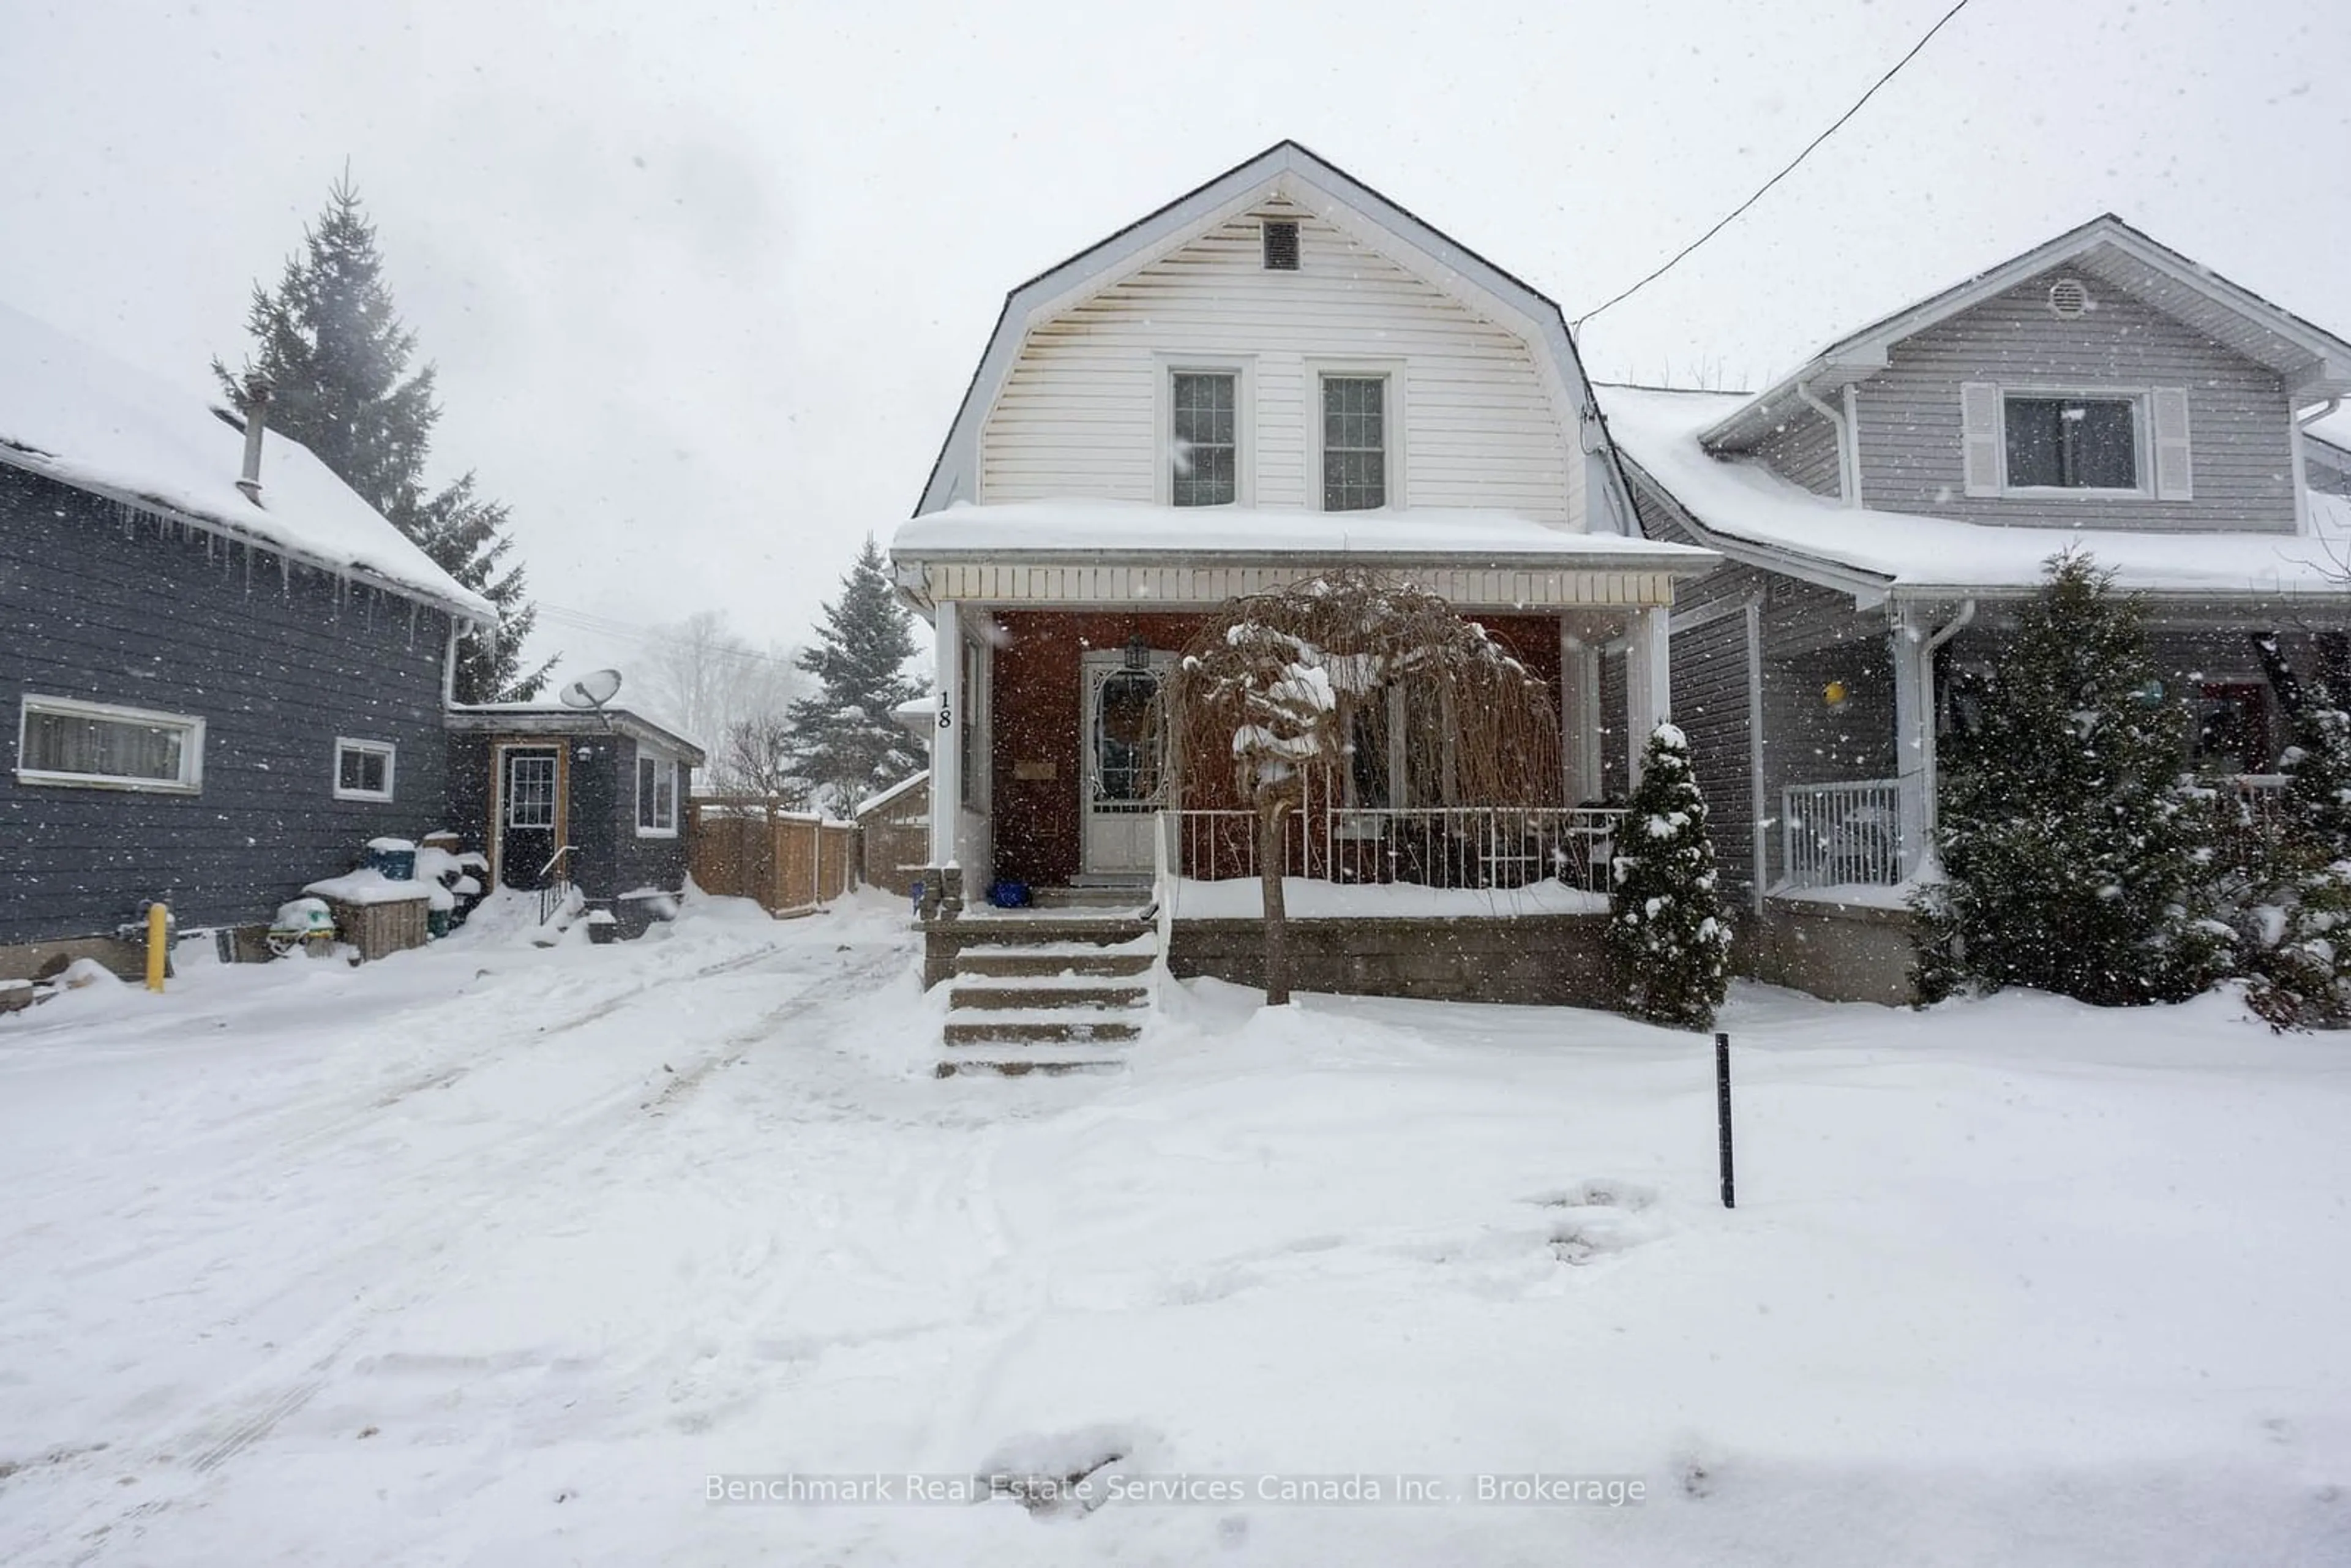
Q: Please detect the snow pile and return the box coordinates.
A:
[1170,876,1605,919]
[0,301,492,619]
[4,902,2350,1564]
[301,869,432,906]
[1602,384,2351,598]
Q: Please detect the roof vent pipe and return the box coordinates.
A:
[235,374,272,505]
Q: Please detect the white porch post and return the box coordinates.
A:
[1559,623,1600,805]
[1891,609,1932,879]
[1624,605,1671,787]
[928,598,962,870]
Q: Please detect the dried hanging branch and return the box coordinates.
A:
[1168,570,1561,1004]
[1171,569,1561,814]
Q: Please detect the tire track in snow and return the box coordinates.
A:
[37,938,830,1564]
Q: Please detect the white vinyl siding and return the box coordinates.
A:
[979,196,1579,522]
[17,694,204,793]
[332,736,397,801]
[1858,268,2291,530]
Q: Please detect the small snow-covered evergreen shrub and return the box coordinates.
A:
[1914,552,2232,1007]
[2240,683,2351,1030]
[1607,724,1731,1028]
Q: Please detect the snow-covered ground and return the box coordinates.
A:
[4,891,2348,1565]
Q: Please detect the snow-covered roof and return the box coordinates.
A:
[1603,384,2351,602]
[444,703,706,763]
[854,770,928,817]
[0,302,492,620]
[1701,216,2351,452]
[894,500,1712,569]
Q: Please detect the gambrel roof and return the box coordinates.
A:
[914,140,1630,528]
[1700,214,2351,451]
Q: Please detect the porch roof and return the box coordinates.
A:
[1604,384,2351,605]
[444,703,708,764]
[890,500,1715,610]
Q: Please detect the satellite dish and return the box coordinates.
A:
[558,669,623,710]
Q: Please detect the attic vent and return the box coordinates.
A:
[2047,277,2091,318]
[1262,219,1300,272]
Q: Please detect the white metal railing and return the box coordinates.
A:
[1163,806,1625,893]
[1781,779,1904,888]
[2230,772,2287,820]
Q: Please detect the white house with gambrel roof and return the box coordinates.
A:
[892,141,1715,924]
[1600,216,2351,1002]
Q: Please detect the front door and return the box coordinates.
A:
[1081,651,1173,877]
[497,746,561,889]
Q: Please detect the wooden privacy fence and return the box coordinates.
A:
[688,797,858,915]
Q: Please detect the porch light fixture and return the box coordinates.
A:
[1123,633,1151,671]
[1823,680,1849,710]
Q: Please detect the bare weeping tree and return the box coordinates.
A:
[1172,571,1561,1004]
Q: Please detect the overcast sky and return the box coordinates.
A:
[3,0,2345,688]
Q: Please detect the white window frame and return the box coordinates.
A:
[636,749,680,838]
[1307,359,1407,512]
[332,736,398,802]
[1997,386,2150,498]
[1153,354,1254,507]
[16,694,205,793]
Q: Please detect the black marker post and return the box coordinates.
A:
[1714,1031,1735,1209]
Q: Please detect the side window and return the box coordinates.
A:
[18,695,204,792]
[334,737,397,801]
[637,752,678,835]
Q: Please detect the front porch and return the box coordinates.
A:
[890,503,1715,1029]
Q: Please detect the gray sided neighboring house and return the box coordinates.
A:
[0,463,462,961]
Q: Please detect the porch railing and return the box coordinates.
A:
[1781,779,1904,889]
[1163,805,1625,894]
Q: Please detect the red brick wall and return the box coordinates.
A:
[989,611,1206,889]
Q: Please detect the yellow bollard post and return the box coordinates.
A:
[145,902,168,993]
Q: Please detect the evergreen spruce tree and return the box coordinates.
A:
[214,175,550,702]
[2241,677,2351,1029]
[787,537,924,815]
[1915,552,2232,1006]
[1606,723,1732,1028]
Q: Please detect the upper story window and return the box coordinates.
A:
[17,694,204,793]
[334,737,397,802]
[636,751,678,836]
[2004,395,2139,490]
[1322,374,1388,511]
[1963,381,2192,500]
[1170,371,1237,507]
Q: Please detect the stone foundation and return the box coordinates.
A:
[1167,914,1616,1008]
[1744,896,1920,1006]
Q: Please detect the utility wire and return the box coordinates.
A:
[1572,0,1976,330]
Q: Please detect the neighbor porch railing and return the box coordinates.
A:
[1162,805,1625,894]
[1781,779,1905,889]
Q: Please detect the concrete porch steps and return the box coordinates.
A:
[936,921,1156,1075]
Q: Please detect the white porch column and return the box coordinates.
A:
[927,598,961,869]
[1624,605,1671,787]
[1891,609,1932,879]
[1559,623,1601,805]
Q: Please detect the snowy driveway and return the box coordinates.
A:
[4,895,2349,1565]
